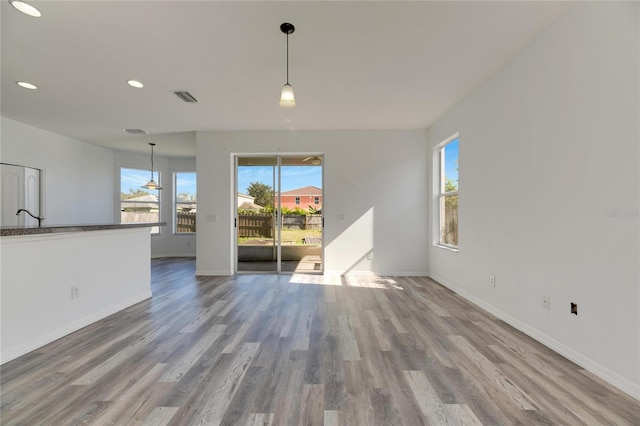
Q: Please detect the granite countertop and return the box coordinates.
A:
[1,222,166,237]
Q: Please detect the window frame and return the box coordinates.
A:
[120,167,161,235]
[295,196,300,205]
[433,133,459,251]
[174,171,196,235]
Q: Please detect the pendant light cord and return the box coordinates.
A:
[150,144,155,180]
[286,32,290,84]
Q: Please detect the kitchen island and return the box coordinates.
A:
[1,222,165,363]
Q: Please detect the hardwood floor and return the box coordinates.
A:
[1,258,638,425]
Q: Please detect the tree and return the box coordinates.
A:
[246,182,273,208]
[444,178,458,208]
[177,192,196,202]
[121,188,150,200]
[443,178,458,245]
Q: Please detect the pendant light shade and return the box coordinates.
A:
[142,143,162,190]
[279,83,296,108]
[142,178,161,191]
[279,23,296,108]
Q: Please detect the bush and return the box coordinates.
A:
[237,209,266,215]
[239,206,310,216]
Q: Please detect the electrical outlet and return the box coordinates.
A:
[489,275,496,287]
[543,296,550,310]
[71,286,79,299]
[367,251,373,260]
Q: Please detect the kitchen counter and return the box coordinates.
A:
[1,223,162,364]
[1,222,166,237]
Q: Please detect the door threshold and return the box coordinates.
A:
[235,271,324,275]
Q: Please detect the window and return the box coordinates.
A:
[314,196,320,205]
[175,172,196,233]
[295,196,300,205]
[120,168,160,234]
[435,135,458,248]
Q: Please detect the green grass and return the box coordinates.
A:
[238,228,322,245]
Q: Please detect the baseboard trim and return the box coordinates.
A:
[428,273,640,401]
[1,291,152,365]
[151,253,196,259]
[195,270,232,276]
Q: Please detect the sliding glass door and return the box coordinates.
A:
[236,156,278,272]
[235,155,323,274]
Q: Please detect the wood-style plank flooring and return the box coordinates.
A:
[1,258,638,425]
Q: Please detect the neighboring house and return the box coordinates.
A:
[275,186,322,210]
[120,194,159,212]
[176,202,197,212]
[120,194,160,228]
[237,193,255,208]
[238,201,263,211]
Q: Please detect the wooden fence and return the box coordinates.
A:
[238,214,322,238]
[177,212,196,233]
[120,212,320,236]
[120,211,160,233]
[121,211,158,223]
[442,209,458,246]
[238,214,273,238]
[120,211,196,233]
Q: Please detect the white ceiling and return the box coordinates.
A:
[1,1,571,157]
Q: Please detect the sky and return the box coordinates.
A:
[120,169,196,196]
[444,138,459,186]
[121,166,320,198]
[120,168,153,194]
[176,172,197,196]
[237,165,322,194]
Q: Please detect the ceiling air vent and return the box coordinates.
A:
[124,128,148,134]
[173,91,198,103]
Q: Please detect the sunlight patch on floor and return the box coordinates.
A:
[288,274,403,290]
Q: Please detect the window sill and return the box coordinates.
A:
[433,243,459,253]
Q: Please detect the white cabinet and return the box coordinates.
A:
[1,164,41,226]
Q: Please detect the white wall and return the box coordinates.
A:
[195,130,429,276]
[1,117,114,225]
[113,151,196,257]
[428,2,639,398]
[0,118,197,256]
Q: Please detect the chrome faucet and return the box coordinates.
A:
[16,208,44,228]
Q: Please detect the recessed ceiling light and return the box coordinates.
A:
[124,128,148,135]
[127,80,144,88]
[16,81,37,90]
[10,1,41,17]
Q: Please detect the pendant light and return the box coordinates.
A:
[279,23,296,108]
[142,143,162,190]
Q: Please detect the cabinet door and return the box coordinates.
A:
[1,164,40,226]
[1,164,25,226]
[24,166,40,225]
